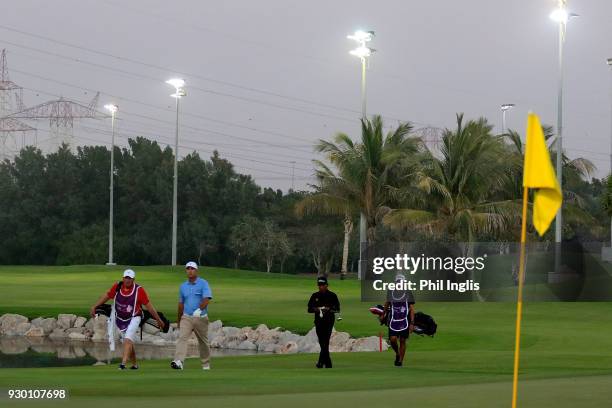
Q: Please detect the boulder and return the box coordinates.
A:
[151,338,168,346]
[210,335,225,348]
[31,317,44,327]
[0,314,28,335]
[49,329,68,340]
[222,326,240,338]
[91,316,108,342]
[278,331,300,344]
[68,332,88,341]
[297,327,320,353]
[73,316,87,328]
[14,322,32,336]
[236,340,257,351]
[339,338,356,352]
[24,327,45,337]
[209,320,222,332]
[277,341,299,354]
[38,318,57,335]
[57,314,77,329]
[66,327,86,335]
[330,331,351,352]
[256,328,281,346]
[350,336,387,352]
[159,331,178,342]
[258,342,281,353]
[85,318,94,331]
[297,337,320,353]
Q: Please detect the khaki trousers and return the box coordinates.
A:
[174,315,210,365]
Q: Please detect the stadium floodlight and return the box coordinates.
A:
[104,104,118,114]
[166,78,185,89]
[347,30,375,43]
[349,46,373,59]
[166,78,186,266]
[549,8,578,23]
[104,103,118,266]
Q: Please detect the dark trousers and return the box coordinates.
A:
[315,319,334,367]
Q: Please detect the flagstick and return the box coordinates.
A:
[511,187,529,408]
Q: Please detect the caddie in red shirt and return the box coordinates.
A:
[90,269,165,370]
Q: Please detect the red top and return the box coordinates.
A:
[107,283,150,315]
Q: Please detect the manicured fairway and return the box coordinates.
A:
[1,352,612,408]
[1,265,611,407]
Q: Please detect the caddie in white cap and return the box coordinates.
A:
[171,261,213,370]
[90,268,165,370]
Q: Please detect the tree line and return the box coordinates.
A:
[0,137,349,273]
[0,113,608,274]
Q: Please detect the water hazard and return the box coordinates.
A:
[0,336,264,368]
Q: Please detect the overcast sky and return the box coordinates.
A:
[2,0,612,191]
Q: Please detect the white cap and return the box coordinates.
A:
[185,261,198,270]
[123,269,136,279]
[395,274,406,282]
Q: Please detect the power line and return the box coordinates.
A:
[29,125,315,179]
[80,123,313,172]
[9,73,325,160]
[8,65,323,147]
[0,39,361,124]
[0,28,438,127]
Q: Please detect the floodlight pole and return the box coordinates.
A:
[359,53,368,280]
[172,93,180,266]
[166,78,186,267]
[554,0,566,250]
[105,105,117,266]
[607,58,612,246]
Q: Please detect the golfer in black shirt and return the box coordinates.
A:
[307,276,340,368]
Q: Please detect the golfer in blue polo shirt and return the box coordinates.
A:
[171,261,213,370]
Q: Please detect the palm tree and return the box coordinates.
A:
[295,115,422,277]
[383,114,519,242]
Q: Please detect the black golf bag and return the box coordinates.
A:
[413,312,437,337]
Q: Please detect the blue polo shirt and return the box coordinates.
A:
[179,277,212,316]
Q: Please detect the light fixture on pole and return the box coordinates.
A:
[500,103,515,134]
[607,58,612,247]
[104,103,118,266]
[347,30,375,120]
[549,0,578,247]
[348,29,375,280]
[166,78,186,266]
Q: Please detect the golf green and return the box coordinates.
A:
[1,265,611,407]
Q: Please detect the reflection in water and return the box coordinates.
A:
[0,336,264,368]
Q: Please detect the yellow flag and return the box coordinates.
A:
[523,113,562,236]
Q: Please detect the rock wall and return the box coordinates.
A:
[0,314,388,353]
